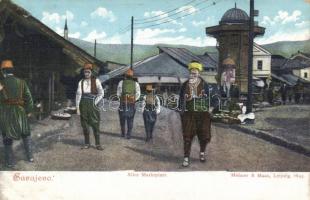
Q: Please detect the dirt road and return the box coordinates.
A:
[1,107,309,171]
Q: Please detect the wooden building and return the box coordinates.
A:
[290,51,310,82]
[206,4,265,93]
[100,46,217,96]
[0,0,106,115]
[271,54,310,86]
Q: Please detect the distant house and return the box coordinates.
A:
[271,55,310,86]
[253,43,272,80]
[290,51,310,82]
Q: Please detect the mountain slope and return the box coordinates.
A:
[263,40,310,58]
[70,38,310,64]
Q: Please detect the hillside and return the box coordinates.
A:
[263,40,310,58]
[70,38,310,64]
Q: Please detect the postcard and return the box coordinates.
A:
[0,0,309,199]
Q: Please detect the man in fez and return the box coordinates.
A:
[221,57,236,98]
[179,60,212,167]
[0,60,34,168]
[117,69,141,139]
[141,84,161,142]
[76,63,104,150]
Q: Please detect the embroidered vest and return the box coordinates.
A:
[121,79,136,104]
[184,79,208,112]
[81,78,98,95]
[122,79,136,96]
[145,94,156,110]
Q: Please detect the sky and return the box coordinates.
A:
[12,0,310,46]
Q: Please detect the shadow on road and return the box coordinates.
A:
[125,146,200,163]
[62,138,83,147]
[102,131,146,141]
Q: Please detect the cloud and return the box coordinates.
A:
[135,28,176,38]
[103,35,122,44]
[134,28,215,46]
[275,10,301,24]
[144,10,168,18]
[69,32,81,39]
[55,27,63,35]
[42,12,62,24]
[65,11,74,21]
[261,16,275,26]
[83,30,122,44]
[143,5,198,20]
[171,21,183,26]
[295,20,310,28]
[83,30,107,42]
[42,10,74,25]
[192,17,215,27]
[80,21,88,27]
[142,10,183,26]
[261,10,302,26]
[192,20,206,27]
[178,27,187,32]
[42,11,78,39]
[90,7,116,22]
[256,29,310,44]
[54,26,80,39]
[177,5,198,14]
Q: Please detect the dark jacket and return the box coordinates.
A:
[179,77,218,112]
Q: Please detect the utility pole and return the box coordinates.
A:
[94,39,97,58]
[246,0,254,114]
[130,16,134,69]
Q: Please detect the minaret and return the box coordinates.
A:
[64,18,68,40]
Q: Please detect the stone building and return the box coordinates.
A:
[206,4,265,93]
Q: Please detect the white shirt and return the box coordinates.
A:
[141,95,161,114]
[76,78,104,107]
[116,80,141,101]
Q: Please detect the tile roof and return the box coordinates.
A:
[158,46,216,70]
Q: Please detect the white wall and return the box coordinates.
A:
[252,44,271,78]
[293,67,310,81]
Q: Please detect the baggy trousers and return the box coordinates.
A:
[118,103,136,137]
[181,111,211,157]
[2,135,33,166]
[79,97,101,145]
[143,110,157,140]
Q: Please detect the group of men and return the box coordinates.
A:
[279,81,305,105]
[116,69,161,142]
[0,59,212,168]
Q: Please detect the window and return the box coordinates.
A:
[304,72,308,78]
[257,60,263,70]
